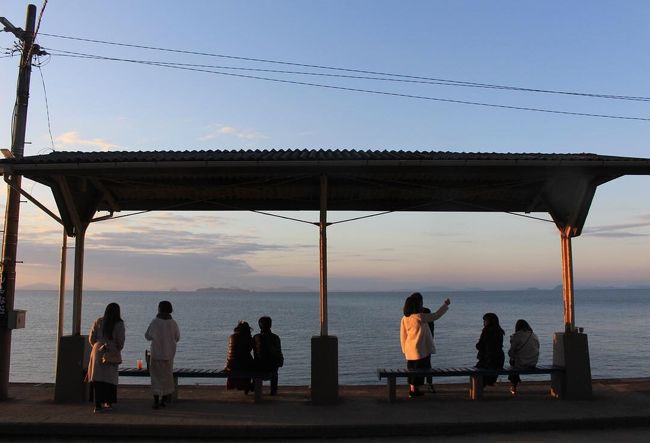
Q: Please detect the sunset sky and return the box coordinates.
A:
[1,1,649,292]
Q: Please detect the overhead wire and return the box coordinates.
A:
[43,49,650,122]
[39,32,650,102]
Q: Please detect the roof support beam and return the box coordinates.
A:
[3,173,62,225]
[545,174,597,237]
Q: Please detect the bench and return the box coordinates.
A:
[118,368,275,403]
[377,365,565,402]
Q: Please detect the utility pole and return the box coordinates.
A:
[0,4,43,401]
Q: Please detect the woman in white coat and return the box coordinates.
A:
[400,294,450,398]
[145,300,180,409]
[507,319,540,395]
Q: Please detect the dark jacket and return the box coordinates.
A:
[475,325,505,370]
[253,331,283,371]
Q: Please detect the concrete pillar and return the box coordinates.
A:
[551,331,592,400]
[54,335,90,403]
[311,335,338,404]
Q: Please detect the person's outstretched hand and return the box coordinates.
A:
[444,298,451,306]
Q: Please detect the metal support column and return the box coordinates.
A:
[319,174,328,336]
[560,225,575,333]
[311,174,338,403]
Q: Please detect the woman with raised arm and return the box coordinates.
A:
[400,294,451,398]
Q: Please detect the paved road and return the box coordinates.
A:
[3,428,650,442]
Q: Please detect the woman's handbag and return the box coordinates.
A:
[101,345,122,365]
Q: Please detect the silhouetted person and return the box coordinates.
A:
[507,319,539,395]
[475,312,505,387]
[145,300,180,409]
[224,320,255,394]
[253,316,284,395]
[87,302,125,413]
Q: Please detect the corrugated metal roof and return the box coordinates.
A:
[3,149,640,164]
[2,149,649,238]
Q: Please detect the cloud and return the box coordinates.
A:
[583,217,650,238]
[200,124,268,141]
[55,131,117,150]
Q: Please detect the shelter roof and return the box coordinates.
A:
[2,149,649,237]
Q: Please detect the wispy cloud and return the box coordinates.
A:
[583,216,650,238]
[55,131,116,150]
[200,124,267,141]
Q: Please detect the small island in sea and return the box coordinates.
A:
[194,286,253,294]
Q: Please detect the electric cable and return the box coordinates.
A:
[43,49,650,121]
[39,32,650,102]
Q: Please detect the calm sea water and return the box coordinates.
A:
[8,288,650,385]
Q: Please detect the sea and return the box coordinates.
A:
[8,288,650,385]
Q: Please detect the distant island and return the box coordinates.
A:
[195,287,254,294]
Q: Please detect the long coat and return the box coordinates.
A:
[87,317,125,385]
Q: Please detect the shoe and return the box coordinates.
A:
[93,407,104,413]
[427,384,436,394]
[408,390,423,398]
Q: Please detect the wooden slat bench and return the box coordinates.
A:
[377,365,565,402]
[118,368,274,403]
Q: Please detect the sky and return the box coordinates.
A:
[0,0,649,292]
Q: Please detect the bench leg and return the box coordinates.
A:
[172,375,179,401]
[387,376,396,403]
[469,375,483,400]
[253,378,262,403]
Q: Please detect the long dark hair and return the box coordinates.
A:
[102,303,122,340]
[483,312,504,336]
[515,319,533,333]
[403,296,419,317]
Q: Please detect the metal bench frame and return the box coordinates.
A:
[119,368,274,403]
[377,365,565,402]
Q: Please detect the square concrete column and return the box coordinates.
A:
[311,335,338,404]
[551,331,592,400]
[54,335,90,403]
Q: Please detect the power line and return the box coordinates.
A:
[41,48,650,103]
[38,32,650,102]
[35,62,56,152]
[45,48,650,121]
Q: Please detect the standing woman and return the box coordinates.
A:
[475,312,505,387]
[400,295,451,398]
[507,319,540,395]
[145,300,180,409]
[87,302,125,413]
[224,320,255,394]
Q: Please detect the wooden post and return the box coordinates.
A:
[72,225,86,335]
[57,229,67,342]
[0,4,38,401]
